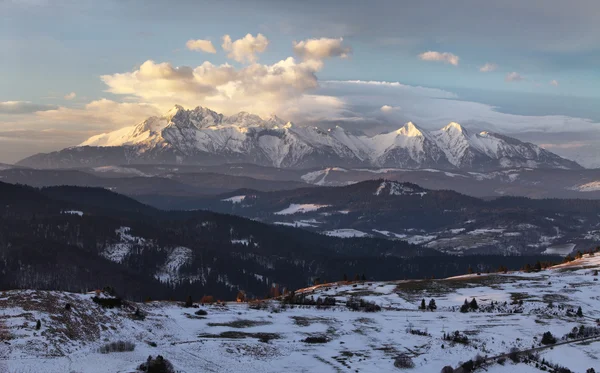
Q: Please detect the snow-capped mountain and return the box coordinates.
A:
[17,105,582,170]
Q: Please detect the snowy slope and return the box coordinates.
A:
[19,105,581,171]
[2,255,600,372]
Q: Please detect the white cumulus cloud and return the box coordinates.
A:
[418,51,459,66]
[505,72,525,82]
[100,57,339,119]
[186,39,217,53]
[479,63,498,72]
[221,33,269,63]
[293,37,352,60]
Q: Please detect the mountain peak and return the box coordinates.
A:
[442,122,466,134]
[165,104,185,119]
[396,122,423,137]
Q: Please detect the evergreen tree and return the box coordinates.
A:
[419,299,426,310]
[184,295,193,308]
[428,299,437,311]
[469,298,478,310]
[460,299,470,313]
[361,274,366,281]
[577,306,583,317]
[343,273,348,282]
[534,261,542,271]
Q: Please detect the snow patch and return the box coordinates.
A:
[323,229,368,238]
[274,203,330,215]
[222,195,246,203]
[61,210,83,216]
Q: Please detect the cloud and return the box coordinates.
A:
[418,51,459,66]
[479,63,498,72]
[100,57,335,119]
[380,105,399,112]
[293,37,352,60]
[550,79,559,86]
[186,39,217,53]
[36,99,162,131]
[64,92,76,100]
[315,80,600,135]
[505,72,525,82]
[221,33,269,63]
[0,101,58,114]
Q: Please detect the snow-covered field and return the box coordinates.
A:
[2,256,600,373]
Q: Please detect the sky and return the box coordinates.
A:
[1,0,600,166]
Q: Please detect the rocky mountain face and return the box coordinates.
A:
[17,105,581,171]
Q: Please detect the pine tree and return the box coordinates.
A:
[184,295,193,308]
[35,320,41,330]
[428,299,437,311]
[577,306,583,317]
[419,299,426,310]
[361,274,366,281]
[460,299,470,313]
[469,298,478,310]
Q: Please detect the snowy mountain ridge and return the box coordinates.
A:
[19,105,581,171]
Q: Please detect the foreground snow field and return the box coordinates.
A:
[1,256,600,373]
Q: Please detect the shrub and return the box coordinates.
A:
[461,360,474,372]
[443,331,469,345]
[303,336,328,344]
[541,331,556,345]
[497,357,506,365]
[394,354,415,369]
[508,347,521,363]
[99,340,135,354]
[138,355,175,373]
[64,303,71,311]
[133,308,146,321]
[345,297,381,312]
[440,366,454,373]
[35,320,41,330]
[195,309,208,316]
[92,295,122,308]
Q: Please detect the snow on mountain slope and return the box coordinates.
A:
[19,105,581,171]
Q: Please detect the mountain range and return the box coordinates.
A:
[17,105,581,171]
